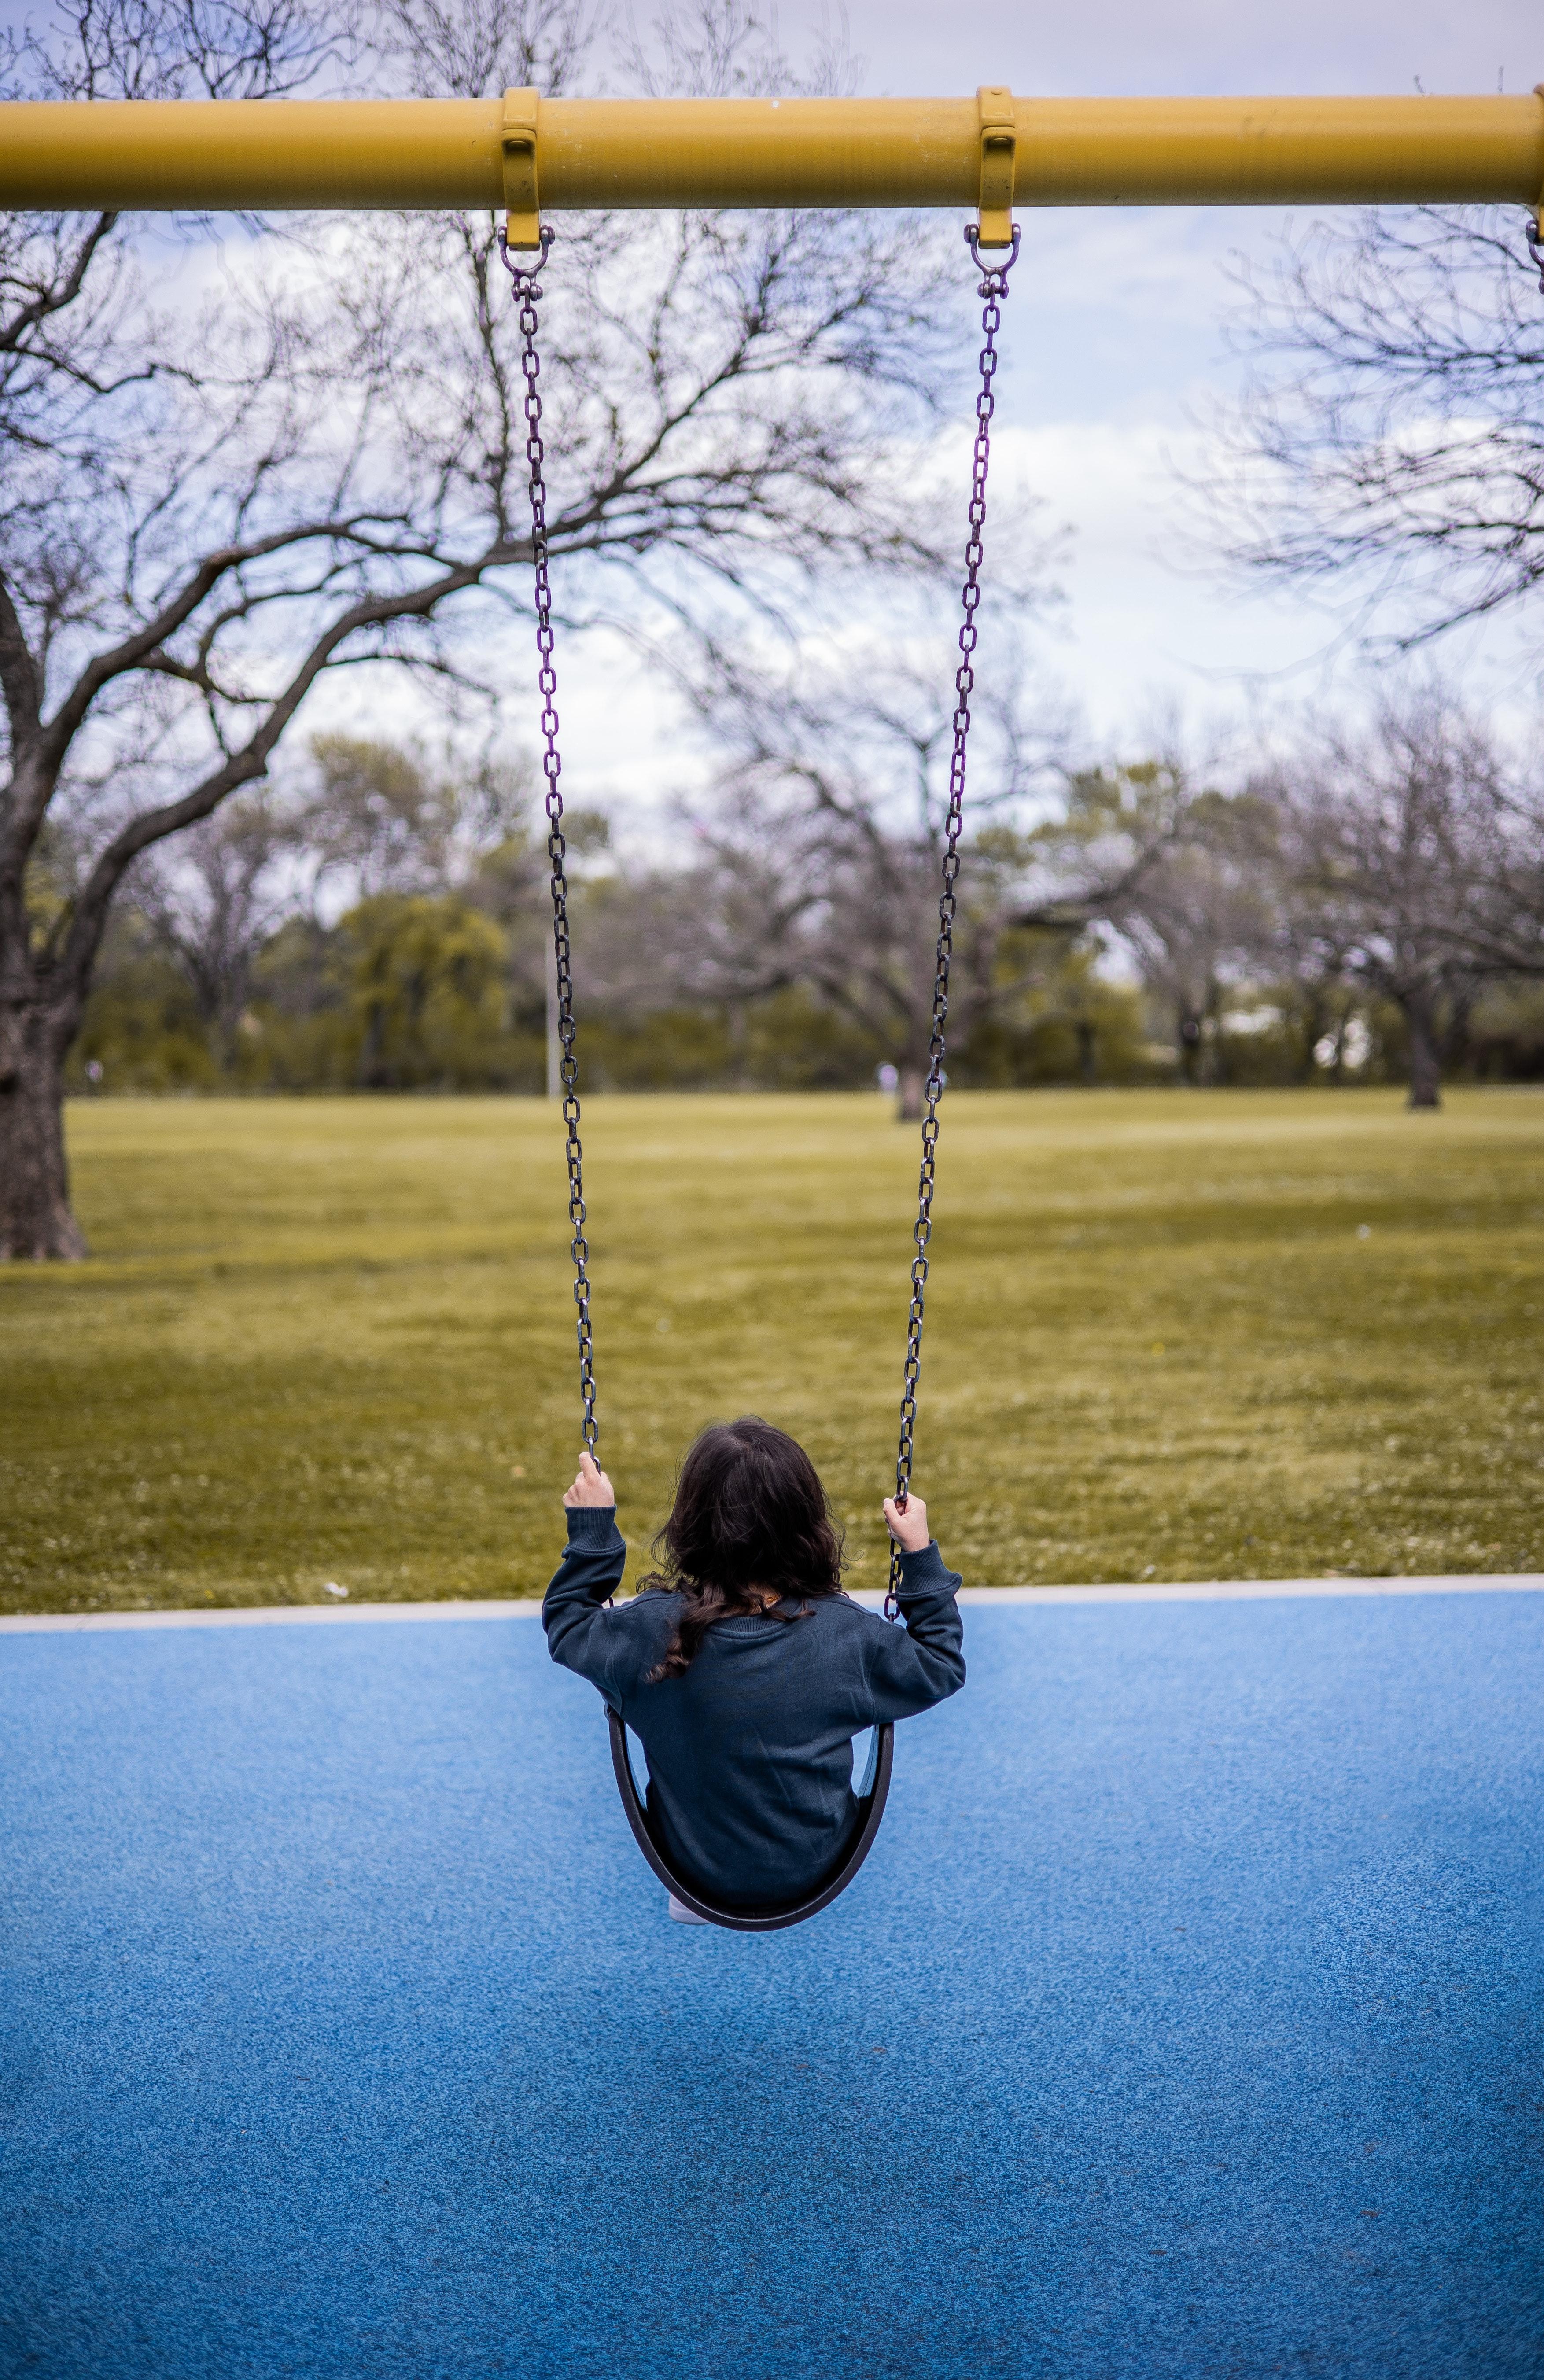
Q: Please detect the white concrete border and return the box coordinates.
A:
[0,1598,546,1634]
[2,1573,1540,1633]
[957,1574,1544,1608]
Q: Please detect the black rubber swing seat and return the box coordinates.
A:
[607,1708,895,1933]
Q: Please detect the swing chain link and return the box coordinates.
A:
[1527,214,1544,296]
[501,226,598,1457]
[886,223,1018,1621]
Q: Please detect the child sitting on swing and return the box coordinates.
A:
[543,1415,965,1919]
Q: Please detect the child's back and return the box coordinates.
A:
[544,1418,965,1911]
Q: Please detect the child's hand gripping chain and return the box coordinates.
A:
[563,1451,615,1509]
[882,1490,929,1553]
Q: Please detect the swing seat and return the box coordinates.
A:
[607,1708,895,1933]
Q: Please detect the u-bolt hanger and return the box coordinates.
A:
[976,85,1016,250]
[504,86,542,253]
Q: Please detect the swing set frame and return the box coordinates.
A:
[11,76,1537,1927]
[2,86,1541,233]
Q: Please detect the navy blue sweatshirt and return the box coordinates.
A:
[544,1505,965,1909]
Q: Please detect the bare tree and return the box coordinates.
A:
[0,0,972,1256]
[1203,205,1544,647]
[1260,691,1531,1108]
[1022,757,1257,1076]
[671,641,1071,1113]
[1442,773,1544,983]
[130,791,296,1066]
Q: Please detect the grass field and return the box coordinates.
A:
[3,1087,1541,1613]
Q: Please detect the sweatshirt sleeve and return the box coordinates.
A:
[542,1506,629,1704]
[860,1539,965,1721]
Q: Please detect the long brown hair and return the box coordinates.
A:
[641,1418,845,1681]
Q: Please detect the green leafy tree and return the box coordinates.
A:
[343,895,512,1088]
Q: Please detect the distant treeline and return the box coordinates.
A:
[65,700,1544,1104]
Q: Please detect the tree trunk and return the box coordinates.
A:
[1075,1017,1097,1087]
[1296,990,1326,1085]
[358,996,387,1088]
[1441,993,1472,1077]
[0,998,87,1259]
[897,1066,925,1121]
[1404,997,1443,1110]
[727,999,748,1089]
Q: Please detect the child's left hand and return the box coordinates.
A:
[563,1450,616,1509]
[882,1489,930,1552]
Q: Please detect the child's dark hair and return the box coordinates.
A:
[642,1418,845,1680]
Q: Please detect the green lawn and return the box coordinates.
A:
[3,1087,1541,1612]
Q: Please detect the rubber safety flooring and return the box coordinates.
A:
[2,1592,1541,2380]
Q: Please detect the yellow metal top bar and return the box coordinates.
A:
[0,92,1541,216]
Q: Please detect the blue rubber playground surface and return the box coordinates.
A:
[3,1588,1542,2379]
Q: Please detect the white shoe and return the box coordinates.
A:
[668,1893,709,1925]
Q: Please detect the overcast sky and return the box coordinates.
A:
[805,0,1536,104]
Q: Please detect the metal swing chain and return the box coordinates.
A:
[886,222,1019,1622]
[1527,214,1544,296]
[501,226,598,1458]
[497,217,1012,1498]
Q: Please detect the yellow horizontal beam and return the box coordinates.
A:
[0,92,1541,215]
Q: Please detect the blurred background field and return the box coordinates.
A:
[3,1086,1541,1614]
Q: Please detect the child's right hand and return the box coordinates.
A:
[882,1491,929,1553]
[564,1451,616,1509]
